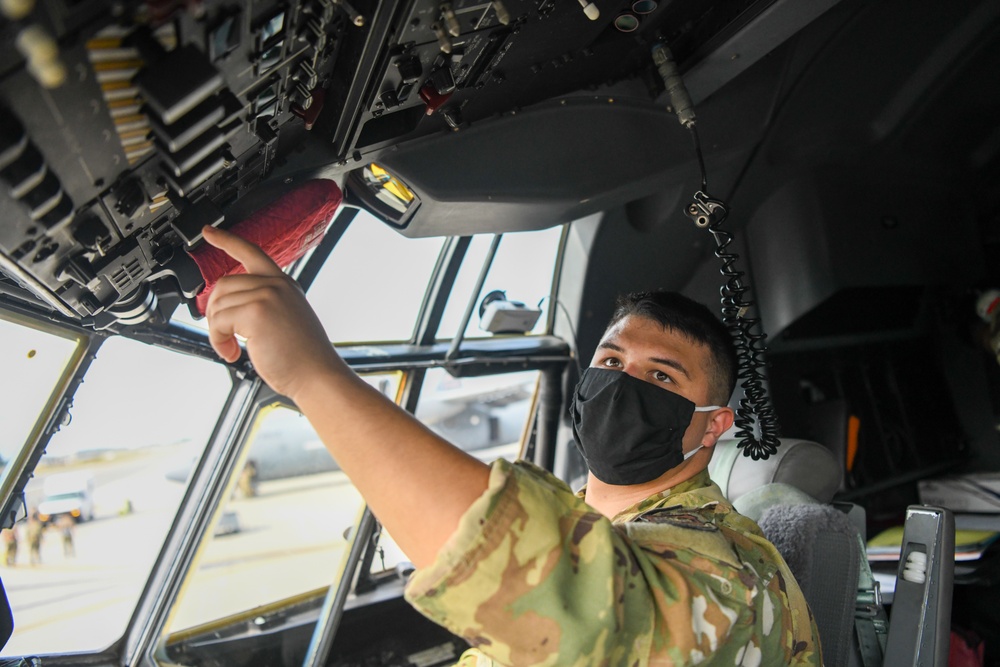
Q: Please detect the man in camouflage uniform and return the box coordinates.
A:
[406,292,821,666]
[201,228,822,666]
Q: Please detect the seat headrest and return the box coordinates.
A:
[708,438,842,504]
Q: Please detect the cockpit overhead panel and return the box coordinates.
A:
[0,0,833,328]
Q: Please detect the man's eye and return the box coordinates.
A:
[602,358,622,368]
[653,370,673,383]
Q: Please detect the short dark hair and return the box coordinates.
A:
[607,291,737,404]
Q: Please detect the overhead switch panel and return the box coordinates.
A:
[134,44,225,125]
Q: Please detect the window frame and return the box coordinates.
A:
[143,345,570,666]
[0,306,98,532]
[0,212,571,666]
[157,376,399,658]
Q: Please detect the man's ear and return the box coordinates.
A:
[701,407,735,448]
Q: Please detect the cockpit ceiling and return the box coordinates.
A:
[1,0,999,329]
[0,0,845,326]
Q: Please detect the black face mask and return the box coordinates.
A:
[570,368,720,486]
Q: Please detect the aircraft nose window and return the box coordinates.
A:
[372,368,539,575]
[163,376,399,642]
[305,210,444,344]
[0,316,82,493]
[4,337,230,656]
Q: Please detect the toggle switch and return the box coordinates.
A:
[440,2,461,36]
[431,22,453,54]
[492,0,511,25]
[576,0,599,20]
[419,82,453,115]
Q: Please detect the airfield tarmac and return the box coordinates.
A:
[0,440,515,657]
[1,444,369,656]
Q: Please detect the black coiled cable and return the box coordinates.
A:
[654,39,780,459]
[685,129,780,460]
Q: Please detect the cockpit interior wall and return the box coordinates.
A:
[562,4,862,363]
[565,57,793,360]
[747,167,983,338]
[574,206,708,360]
[542,0,1000,507]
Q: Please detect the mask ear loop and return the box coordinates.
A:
[652,41,781,461]
[683,445,703,461]
[689,405,727,459]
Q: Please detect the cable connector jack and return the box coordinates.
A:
[685,191,724,228]
[652,42,695,128]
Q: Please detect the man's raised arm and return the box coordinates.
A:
[201,225,491,568]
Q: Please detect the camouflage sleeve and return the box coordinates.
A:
[404,459,790,666]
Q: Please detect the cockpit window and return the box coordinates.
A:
[306,210,444,344]
[436,226,563,340]
[415,368,536,463]
[159,363,543,660]
[168,215,561,347]
[371,368,539,575]
[0,315,83,494]
[4,336,230,656]
[162,373,401,646]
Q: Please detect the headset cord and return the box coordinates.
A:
[685,127,779,460]
[654,40,780,458]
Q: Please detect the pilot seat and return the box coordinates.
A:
[709,438,955,667]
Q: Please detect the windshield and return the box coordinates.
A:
[437,227,563,340]
[165,381,398,635]
[0,315,84,500]
[3,335,232,656]
[307,210,445,343]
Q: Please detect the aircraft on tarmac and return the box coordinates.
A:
[163,373,534,482]
[0,0,997,665]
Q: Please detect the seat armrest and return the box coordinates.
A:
[882,506,955,667]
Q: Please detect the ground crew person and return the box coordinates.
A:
[2,528,17,566]
[201,225,822,666]
[238,459,259,498]
[56,514,75,557]
[26,511,42,566]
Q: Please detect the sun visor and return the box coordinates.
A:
[347,100,691,237]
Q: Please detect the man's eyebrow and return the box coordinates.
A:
[650,357,691,379]
[596,341,691,379]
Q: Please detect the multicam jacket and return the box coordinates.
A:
[405,459,822,666]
